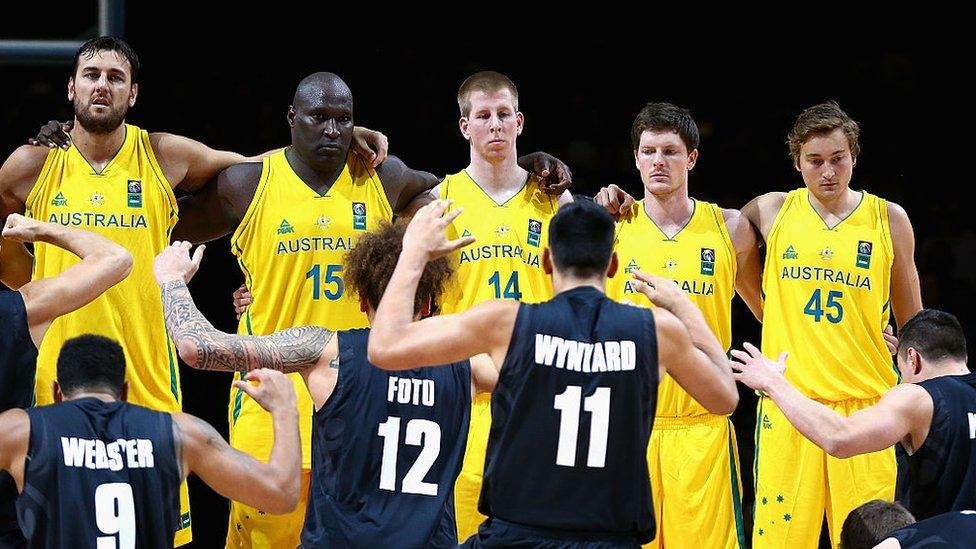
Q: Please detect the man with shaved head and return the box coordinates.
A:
[175,71,571,547]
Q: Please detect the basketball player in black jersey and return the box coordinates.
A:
[368,198,739,547]
[0,335,301,548]
[733,309,974,520]
[841,499,976,548]
[1,214,131,548]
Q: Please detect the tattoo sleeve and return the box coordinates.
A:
[160,279,333,373]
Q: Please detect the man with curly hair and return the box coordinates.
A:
[151,223,497,548]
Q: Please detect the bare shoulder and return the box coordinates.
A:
[720,207,758,249]
[743,191,788,214]
[556,190,574,207]
[0,145,50,198]
[886,200,912,226]
[0,408,31,455]
[171,411,219,444]
[220,161,263,186]
[649,307,682,337]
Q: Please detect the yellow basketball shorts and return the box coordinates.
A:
[644,414,744,549]
[455,392,492,542]
[752,396,896,548]
[225,469,312,548]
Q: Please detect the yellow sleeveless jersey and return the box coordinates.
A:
[229,149,392,466]
[25,124,180,410]
[606,199,736,417]
[762,188,894,401]
[438,170,557,313]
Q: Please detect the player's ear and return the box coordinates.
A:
[287,106,297,128]
[542,248,553,275]
[515,111,524,136]
[128,83,138,107]
[606,251,619,278]
[52,381,63,404]
[459,117,470,140]
[687,149,698,171]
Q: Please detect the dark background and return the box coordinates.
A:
[3,5,974,548]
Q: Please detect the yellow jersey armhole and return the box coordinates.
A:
[765,189,797,245]
[358,154,393,219]
[230,156,272,251]
[878,197,894,259]
[140,129,178,217]
[24,148,59,215]
[710,202,738,277]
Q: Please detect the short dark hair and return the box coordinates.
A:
[74,36,140,83]
[57,335,126,399]
[344,220,453,314]
[898,309,969,363]
[840,499,915,549]
[549,197,614,278]
[631,102,700,152]
[787,101,860,165]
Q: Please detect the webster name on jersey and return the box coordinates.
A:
[60,436,155,470]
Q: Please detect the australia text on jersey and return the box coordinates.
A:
[459,244,542,269]
[48,212,149,229]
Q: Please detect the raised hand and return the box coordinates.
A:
[730,342,788,392]
[402,199,476,262]
[232,368,298,416]
[594,184,636,221]
[28,120,73,150]
[154,241,206,285]
[351,126,389,168]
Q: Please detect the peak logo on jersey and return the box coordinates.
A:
[624,259,640,274]
[89,192,105,206]
[127,179,142,208]
[856,240,873,269]
[700,247,715,276]
[820,247,834,261]
[461,229,472,238]
[762,414,773,430]
[316,215,331,230]
[51,192,68,207]
[277,219,295,235]
[783,245,798,260]
[527,219,542,247]
[352,202,367,230]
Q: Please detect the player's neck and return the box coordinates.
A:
[286,147,345,195]
[64,392,118,403]
[466,153,526,195]
[69,122,127,168]
[643,186,693,231]
[551,271,605,294]
[920,361,971,381]
[807,186,861,218]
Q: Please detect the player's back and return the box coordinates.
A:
[898,373,976,519]
[481,286,659,543]
[301,329,472,548]
[17,398,180,548]
[887,510,976,548]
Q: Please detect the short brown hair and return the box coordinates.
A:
[840,500,915,549]
[787,101,860,165]
[343,220,453,315]
[457,71,519,117]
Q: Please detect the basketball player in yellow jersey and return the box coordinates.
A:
[595,103,761,549]
[741,102,922,548]
[398,71,573,540]
[175,71,571,547]
[0,38,388,546]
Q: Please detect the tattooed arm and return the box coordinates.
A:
[171,369,301,514]
[155,242,332,373]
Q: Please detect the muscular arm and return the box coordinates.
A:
[0,409,30,492]
[763,376,931,458]
[172,411,299,514]
[170,162,262,243]
[149,133,247,193]
[160,279,332,373]
[887,202,923,328]
[723,208,763,322]
[0,145,49,288]
[375,155,441,214]
[16,220,132,346]
[655,305,739,415]
[740,192,787,244]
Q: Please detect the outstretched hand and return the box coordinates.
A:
[730,342,788,392]
[232,369,297,416]
[402,199,476,262]
[154,241,206,285]
[594,184,636,221]
[28,120,73,150]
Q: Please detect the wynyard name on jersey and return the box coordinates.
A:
[459,244,542,269]
[387,376,436,407]
[535,334,637,373]
[61,436,155,471]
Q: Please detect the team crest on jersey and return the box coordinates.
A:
[127,180,142,208]
[856,240,872,269]
[700,247,715,276]
[663,258,678,273]
[527,219,542,247]
[495,224,511,238]
[352,202,367,230]
[51,192,67,207]
[820,247,834,261]
[783,245,798,260]
[89,192,105,206]
[624,259,640,274]
[315,215,331,230]
[277,219,295,235]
